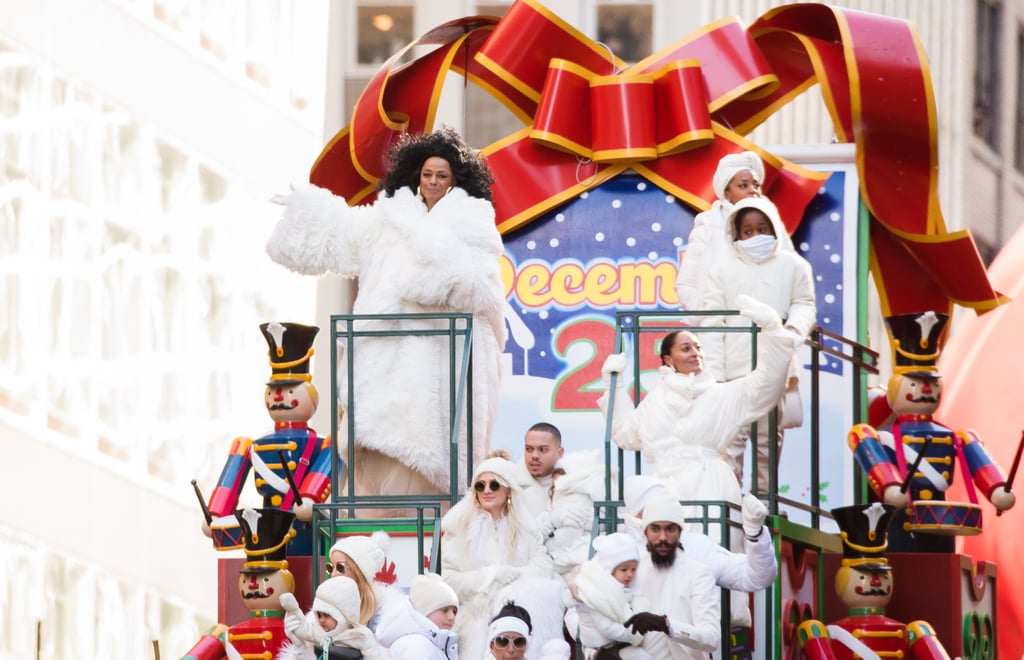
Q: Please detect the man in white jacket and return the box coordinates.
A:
[513,423,605,577]
[626,496,721,660]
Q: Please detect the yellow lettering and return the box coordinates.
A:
[620,262,678,306]
[518,263,553,307]
[503,255,680,309]
[550,263,587,307]
[586,263,621,307]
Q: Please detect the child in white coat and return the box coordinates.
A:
[375,572,460,659]
[700,195,816,492]
[567,533,658,659]
[675,151,794,323]
[278,577,387,660]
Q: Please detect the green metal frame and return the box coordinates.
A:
[313,312,476,588]
[600,309,879,659]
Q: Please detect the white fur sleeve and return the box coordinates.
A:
[266,183,376,277]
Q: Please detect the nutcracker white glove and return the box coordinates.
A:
[882,484,909,509]
[601,353,627,384]
[741,493,768,538]
[734,294,782,333]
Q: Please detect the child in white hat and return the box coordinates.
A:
[278,576,387,660]
[675,150,795,323]
[375,572,461,659]
[566,532,658,659]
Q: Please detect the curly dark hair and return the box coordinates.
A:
[378,127,495,201]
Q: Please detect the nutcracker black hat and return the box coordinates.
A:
[884,311,948,378]
[236,507,297,573]
[831,502,895,571]
[260,322,319,385]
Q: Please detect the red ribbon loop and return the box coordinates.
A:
[531,59,713,163]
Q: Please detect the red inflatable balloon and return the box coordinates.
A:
[936,223,1024,660]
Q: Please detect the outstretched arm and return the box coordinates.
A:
[266,184,376,277]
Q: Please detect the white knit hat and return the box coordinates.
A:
[329,531,390,583]
[622,475,666,517]
[409,572,459,616]
[472,455,520,491]
[641,494,686,529]
[312,576,361,628]
[712,150,765,200]
[591,532,640,573]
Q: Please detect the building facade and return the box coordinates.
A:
[0,0,326,657]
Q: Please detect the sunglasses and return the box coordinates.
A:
[493,635,527,649]
[325,561,347,576]
[474,479,503,492]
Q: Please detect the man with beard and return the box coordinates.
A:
[625,494,720,659]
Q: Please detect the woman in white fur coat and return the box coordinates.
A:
[441,451,566,660]
[599,298,799,628]
[266,128,507,504]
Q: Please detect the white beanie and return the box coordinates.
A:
[712,150,765,200]
[641,494,686,529]
[472,455,520,491]
[591,532,640,573]
[329,531,390,582]
[622,475,666,517]
[409,572,459,616]
[312,576,361,627]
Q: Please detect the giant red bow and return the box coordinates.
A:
[309,0,1005,315]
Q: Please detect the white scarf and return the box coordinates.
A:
[735,234,777,262]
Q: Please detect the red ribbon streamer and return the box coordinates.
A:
[308,0,1005,316]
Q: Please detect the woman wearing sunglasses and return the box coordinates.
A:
[324,531,395,631]
[440,450,565,659]
[487,601,531,659]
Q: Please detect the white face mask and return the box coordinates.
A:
[735,234,777,262]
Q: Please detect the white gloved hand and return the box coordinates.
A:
[601,353,627,383]
[268,184,296,206]
[292,499,314,522]
[495,565,521,586]
[741,493,768,538]
[882,484,909,509]
[734,294,782,332]
[279,592,301,614]
[989,487,1015,511]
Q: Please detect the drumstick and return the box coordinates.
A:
[1004,430,1024,492]
[900,435,932,493]
[996,430,1024,517]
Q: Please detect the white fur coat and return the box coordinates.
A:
[267,184,507,491]
[440,498,565,660]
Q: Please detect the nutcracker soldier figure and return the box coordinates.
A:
[847,311,1015,551]
[797,503,950,660]
[182,508,297,660]
[203,322,333,555]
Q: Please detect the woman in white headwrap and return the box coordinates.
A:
[441,451,565,660]
[674,151,794,323]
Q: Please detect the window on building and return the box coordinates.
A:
[597,2,652,64]
[1015,25,1024,170]
[356,3,414,67]
[973,0,1001,148]
[476,3,511,19]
